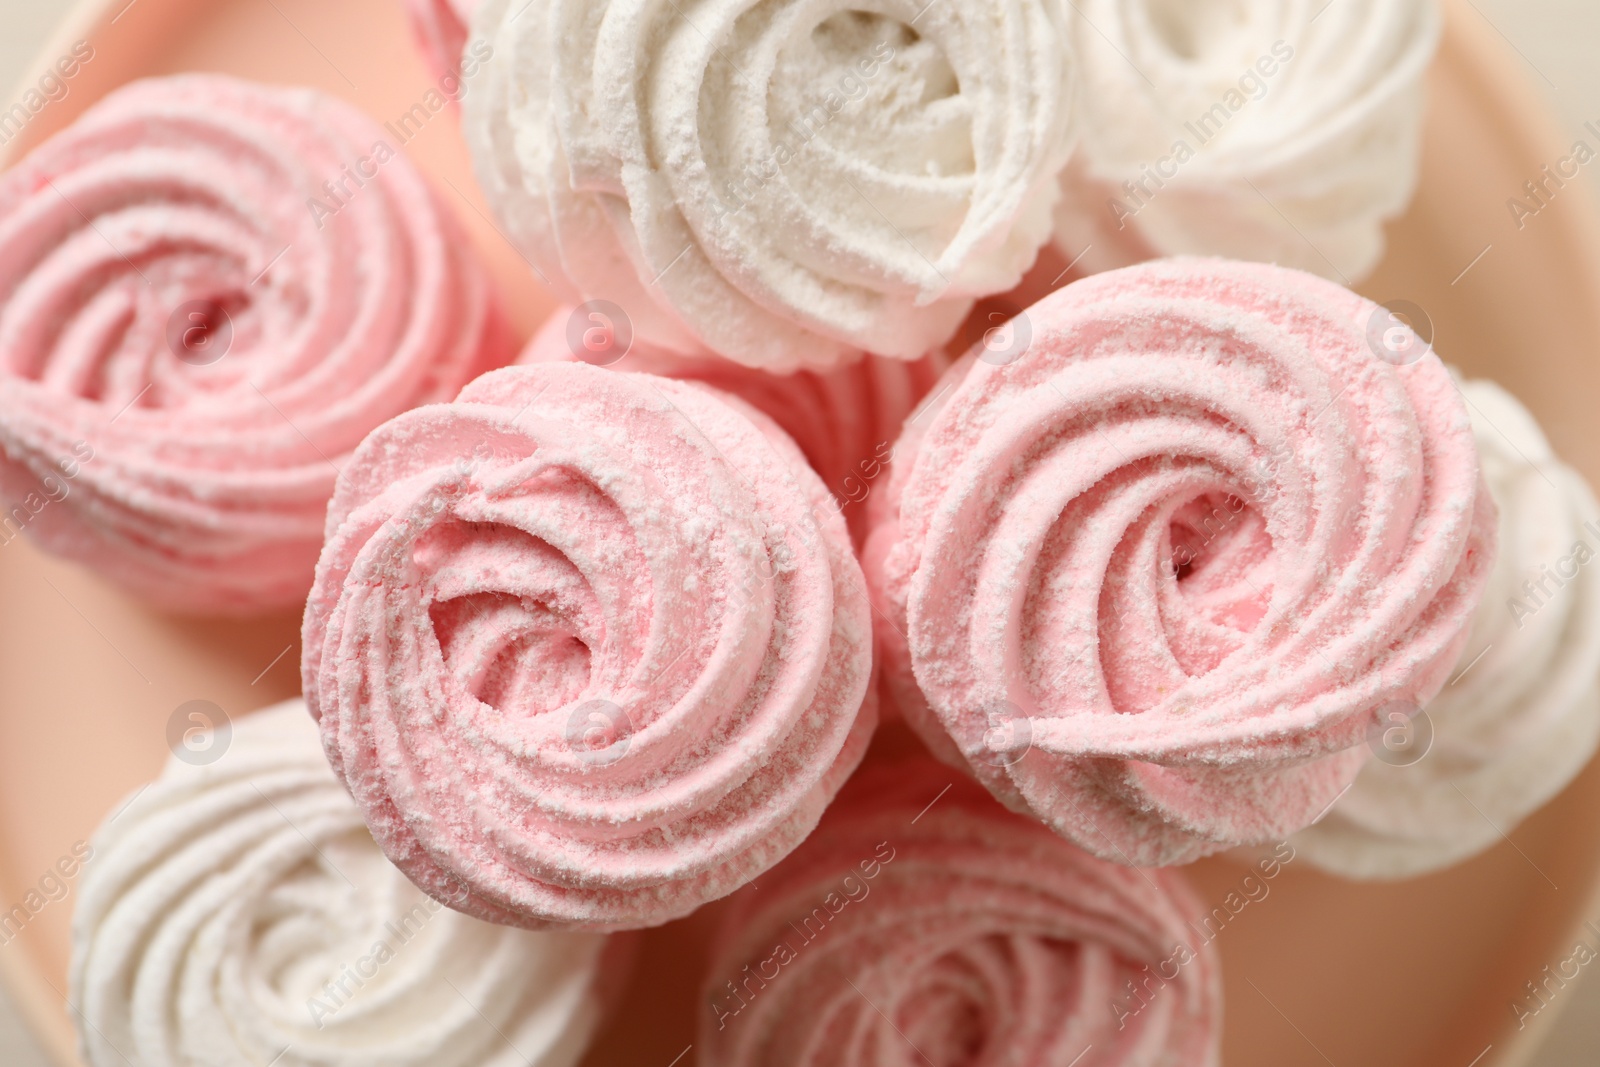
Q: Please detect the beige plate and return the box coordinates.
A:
[2,1,1599,1064]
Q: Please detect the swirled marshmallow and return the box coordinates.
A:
[866,258,1496,867]
[71,701,615,1067]
[701,758,1221,1067]
[462,0,1074,370]
[1294,378,1600,878]
[1054,0,1439,281]
[303,362,875,929]
[0,74,511,614]
[520,308,948,540]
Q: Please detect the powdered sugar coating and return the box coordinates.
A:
[462,0,1074,370]
[1054,0,1439,281]
[303,363,875,930]
[71,701,612,1067]
[1294,377,1600,878]
[519,309,948,541]
[0,74,509,613]
[701,758,1221,1066]
[867,258,1496,866]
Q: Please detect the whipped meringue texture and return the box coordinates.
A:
[1295,377,1600,879]
[867,258,1496,867]
[1055,0,1440,282]
[302,363,875,930]
[70,701,611,1067]
[0,74,510,613]
[463,0,1074,370]
[701,759,1222,1067]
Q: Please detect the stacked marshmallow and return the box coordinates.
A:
[71,702,617,1067]
[463,0,1074,369]
[1055,0,1440,281]
[867,258,1496,866]
[701,758,1221,1067]
[1295,378,1600,878]
[0,74,509,613]
[302,363,875,930]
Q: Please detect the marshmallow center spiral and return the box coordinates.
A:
[465,0,1073,369]
[870,259,1495,866]
[303,363,874,929]
[0,74,503,612]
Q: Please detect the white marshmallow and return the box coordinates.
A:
[464,0,1075,370]
[1295,378,1600,879]
[70,701,611,1067]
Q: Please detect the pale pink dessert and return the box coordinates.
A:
[303,363,875,930]
[519,309,947,541]
[405,0,479,83]
[0,74,510,614]
[867,258,1497,867]
[700,757,1222,1066]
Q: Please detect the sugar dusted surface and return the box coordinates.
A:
[1055,0,1439,282]
[701,757,1222,1067]
[1295,376,1600,878]
[0,73,509,613]
[70,701,610,1067]
[462,0,1073,369]
[867,257,1497,866]
[302,363,875,930]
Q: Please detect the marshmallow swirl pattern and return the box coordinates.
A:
[1055,0,1439,281]
[463,0,1073,370]
[71,702,612,1067]
[700,760,1221,1067]
[1295,378,1600,878]
[867,258,1496,867]
[303,363,875,930]
[0,74,508,613]
[519,309,948,541]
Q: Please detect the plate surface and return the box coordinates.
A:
[2,1,1599,1065]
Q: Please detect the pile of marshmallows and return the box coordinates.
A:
[0,0,1594,1064]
